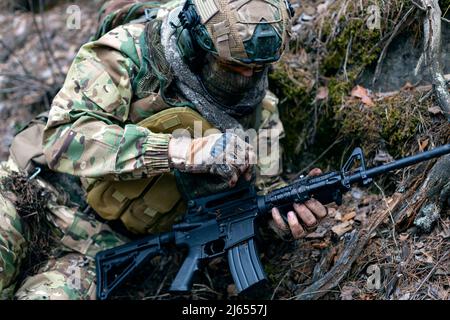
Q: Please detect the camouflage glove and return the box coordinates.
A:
[168,132,255,187]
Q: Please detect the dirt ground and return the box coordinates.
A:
[0,0,448,300]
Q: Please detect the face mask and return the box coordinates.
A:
[199,54,267,106]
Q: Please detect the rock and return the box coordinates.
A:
[351,188,363,200]
[414,202,440,233]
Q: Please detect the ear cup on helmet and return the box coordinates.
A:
[176,0,208,72]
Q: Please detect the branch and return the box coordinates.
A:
[295,194,402,300]
[372,6,416,86]
[416,0,450,121]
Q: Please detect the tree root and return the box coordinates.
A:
[294,194,402,300]
[415,0,450,121]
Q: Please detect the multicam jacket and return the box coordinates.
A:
[42,0,285,188]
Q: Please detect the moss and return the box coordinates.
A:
[321,19,381,77]
[268,0,435,173]
[334,93,430,160]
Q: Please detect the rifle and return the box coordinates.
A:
[95,144,450,299]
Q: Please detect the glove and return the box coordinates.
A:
[168,132,256,187]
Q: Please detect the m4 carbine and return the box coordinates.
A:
[95,144,450,300]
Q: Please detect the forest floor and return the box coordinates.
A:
[0,0,448,300]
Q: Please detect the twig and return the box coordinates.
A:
[271,271,290,300]
[372,6,416,86]
[27,0,63,84]
[412,251,448,297]
[37,0,64,79]
[295,194,402,300]
[0,39,32,76]
[343,34,353,82]
[297,137,343,177]
[374,181,398,249]
[154,269,171,297]
[411,0,426,11]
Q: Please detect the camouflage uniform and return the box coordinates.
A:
[0,158,127,299]
[0,0,287,299]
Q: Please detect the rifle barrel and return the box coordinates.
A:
[348,144,450,183]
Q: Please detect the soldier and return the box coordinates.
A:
[0,0,327,299]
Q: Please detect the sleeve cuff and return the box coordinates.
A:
[143,133,172,175]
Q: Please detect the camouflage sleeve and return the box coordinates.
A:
[43,24,171,181]
[255,90,287,193]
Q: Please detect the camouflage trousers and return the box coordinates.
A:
[0,159,128,300]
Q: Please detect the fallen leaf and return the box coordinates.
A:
[351,85,368,98]
[334,211,343,221]
[340,285,359,300]
[342,211,356,221]
[361,95,375,107]
[306,226,328,239]
[428,106,443,115]
[317,3,329,14]
[327,207,337,218]
[418,138,429,152]
[298,48,308,65]
[351,85,375,107]
[399,233,409,242]
[401,81,415,90]
[355,213,367,224]
[315,86,329,101]
[332,221,353,237]
[311,241,330,249]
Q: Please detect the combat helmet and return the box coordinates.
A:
[176,0,294,71]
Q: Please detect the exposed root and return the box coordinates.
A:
[415,0,450,120]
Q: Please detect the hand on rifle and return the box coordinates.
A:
[168,132,255,187]
[271,168,328,239]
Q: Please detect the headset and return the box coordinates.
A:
[175,0,296,72]
[176,0,216,71]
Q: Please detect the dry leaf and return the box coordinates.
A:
[401,81,415,90]
[428,106,443,115]
[305,226,328,239]
[419,138,429,152]
[351,85,375,107]
[315,86,329,101]
[311,241,330,249]
[332,221,353,237]
[361,95,375,107]
[334,211,343,221]
[342,211,356,221]
[351,85,368,98]
[298,48,308,65]
[340,285,358,300]
[327,207,337,218]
